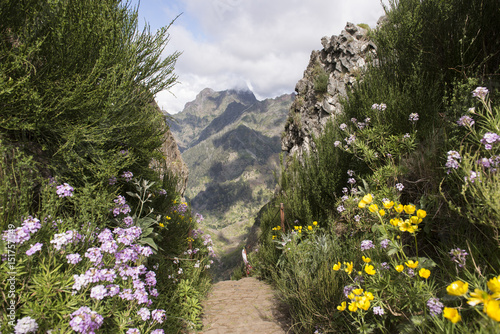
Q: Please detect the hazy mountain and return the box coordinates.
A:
[167,88,294,254]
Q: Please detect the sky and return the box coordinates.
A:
[130,0,387,114]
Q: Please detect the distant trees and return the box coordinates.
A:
[0,0,180,186]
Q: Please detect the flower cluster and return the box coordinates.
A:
[472,86,489,100]
[336,287,375,312]
[112,195,131,217]
[14,316,38,334]
[445,150,461,174]
[50,230,82,250]
[121,171,134,181]
[457,115,475,127]
[69,306,104,333]
[408,113,419,123]
[371,103,387,111]
[480,132,500,150]
[56,183,74,198]
[2,216,42,245]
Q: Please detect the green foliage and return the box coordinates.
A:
[0,0,180,187]
[313,61,329,95]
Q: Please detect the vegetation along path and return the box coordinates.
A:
[200,277,290,334]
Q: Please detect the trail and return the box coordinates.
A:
[199,277,290,334]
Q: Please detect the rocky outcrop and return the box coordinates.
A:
[150,102,189,196]
[281,22,379,160]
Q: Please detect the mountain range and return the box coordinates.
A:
[167,88,294,254]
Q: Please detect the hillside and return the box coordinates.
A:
[167,89,294,256]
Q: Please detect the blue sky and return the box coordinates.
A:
[129,0,387,114]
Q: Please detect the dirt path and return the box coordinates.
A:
[199,277,290,334]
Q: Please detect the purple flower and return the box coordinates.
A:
[403,133,411,139]
[22,216,42,234]
[121,171,134,181]
[449,248,468,268]
[373,306,384,315]
[347,178,356,185]
[66,253,82,264]
[119,149,129,156]
[360,240,374,251]
[472,86,489,100]
[56,183,74,198]
[26,243,43,256]
[339,123,347,131]
[380,239,390,249]
[127,329,140,334]
[457,115,475,127]
[446,151,462,174]
[158,189,167,195]
[380,262,390,270]
[337,205,345,213]
[409,113,419,123]
[334,141,341,147]
[354,215,361,222]
[84,247,103,264]
[90,285,107,300]
[123,216,134,226]
[109,176,117,185]
[100,240,118,254]
[427,297,444,316]
[465,170,480,183]
[14,316,38,334]
[395,183,404,191]
[151,330,165,334]
[152,309,166,323]
[347,170,355,177]
[407,268,415,277]
[107,284,120,296]
[480,132,500,150]
[69,307,104,334]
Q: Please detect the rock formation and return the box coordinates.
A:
[281,22,378,160]
[150,102,189,196]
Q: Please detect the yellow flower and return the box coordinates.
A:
[294,226,299,230]
[337,301,346,311]
[353,288,364,295]
[394,203,404,213]
[383,200,394,209]
[313,221,318,226]
[368,204,379,213]
[159,223,164,228]
[357,297,371,311]
[362,256,371,263]
[348,302,358,312]
[404,204,416,214]
[379,209,386,216]
[298,226,302,229]
[358,194,373,208]
[409,216,420,225]
[443,307,461,323]
[488,276,500,293]
[395,265,404,272]
[446,280,469,296]
[467,289,492,306]
[333,262,341,271]
[276,226,281,230]
[405,260,419,269]
[484,299,500,322]
[344,261,354,275]
[166,216,171,220]
[308,225,313,231]
[418,268,431,279]
[390,218,402,226]
[365,291,374,300]
[364,264,376,275]
[272,235,276,240]
[399,220,416,233]
[416,209,427,219]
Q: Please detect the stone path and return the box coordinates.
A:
[199,277,290,334]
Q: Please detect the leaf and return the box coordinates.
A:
[139,237,158,250]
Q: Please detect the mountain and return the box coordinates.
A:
[167,88,294,255]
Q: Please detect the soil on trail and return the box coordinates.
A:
[200,277,291,334]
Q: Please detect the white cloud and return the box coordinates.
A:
[150,0,386,113]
